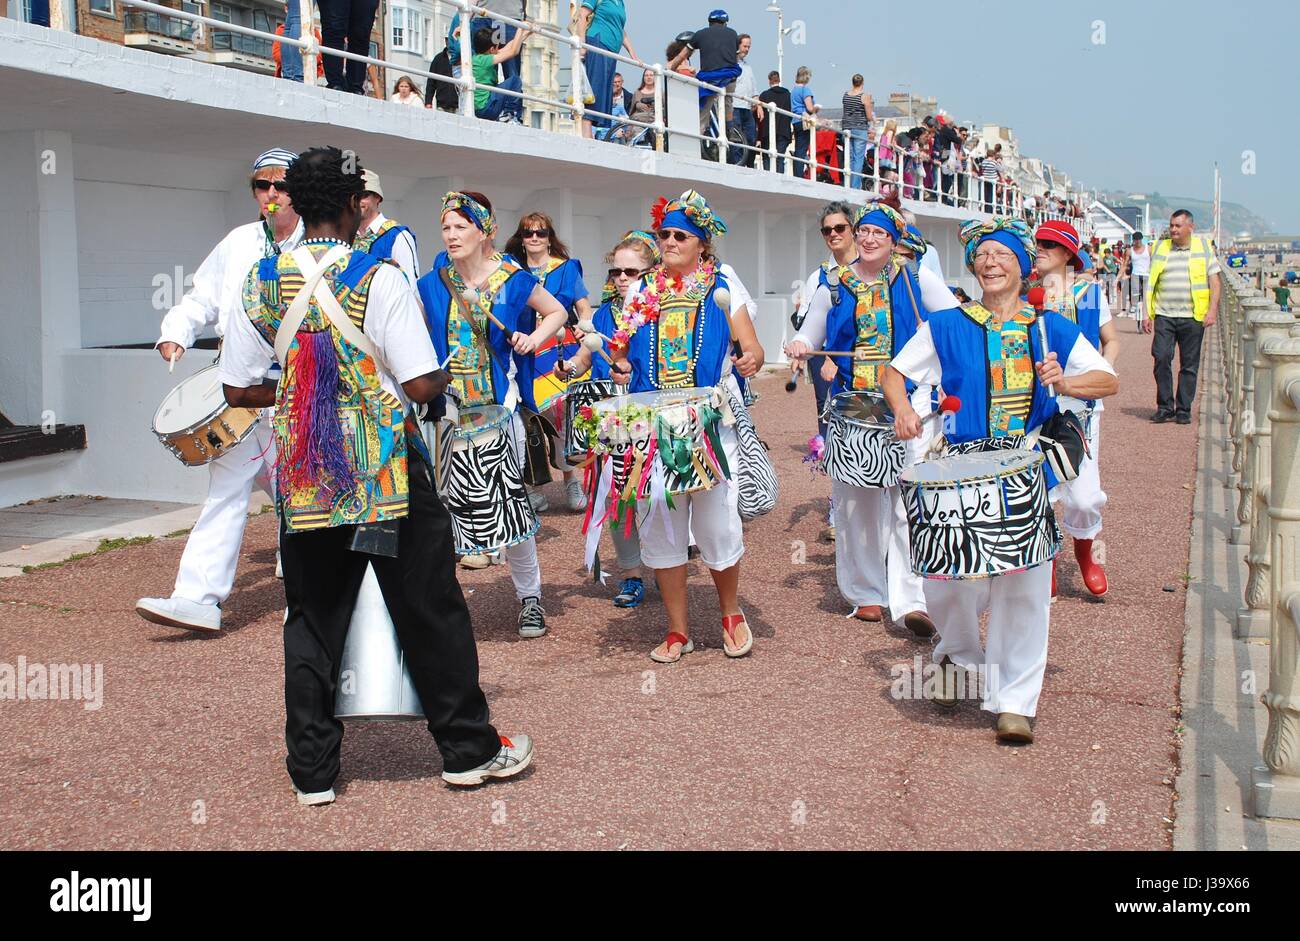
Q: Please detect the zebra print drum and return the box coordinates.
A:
[899,448,1060,579]
[592,387,725,499]
[562,378,618,462]
[443,405,540,555]
[822,391,906,489]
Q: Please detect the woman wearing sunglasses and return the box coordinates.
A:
[415,191,569,639]
[1033,220,1118,600]
[504,212,595,513]
[555,231,661,609]
[882,218,1119,744]
[609,191,765,663]
[786,197,939,637]
[784,200,858,543]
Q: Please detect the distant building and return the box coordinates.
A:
[1088,201,1137,242]
[887,91,939,127]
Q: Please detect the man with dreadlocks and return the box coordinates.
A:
[220,147,533,805]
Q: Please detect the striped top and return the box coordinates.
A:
[841,91,869,129]
[980,157,1001,181]
[1152,241,1221,319]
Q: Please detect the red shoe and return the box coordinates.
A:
[1074,538,1108,597]
[1050,558,1058,604]
[853,605,883,622]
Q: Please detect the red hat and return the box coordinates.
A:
[1034,220,1084,269]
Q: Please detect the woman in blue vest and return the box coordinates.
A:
[416,191,569,640]
[556,230,660,609]
[609,190,765,663]
[504,212,594,514]
[1034,220,1120,600]
[882,218,1119,745]
[786,199,942,637]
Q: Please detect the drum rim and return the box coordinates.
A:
[899,450,1043,487]
[826,390,896,429]
[455,404,513,436]
[152,364,241,436]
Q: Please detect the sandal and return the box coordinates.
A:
[649,631,694,664]
[720,611,753,658]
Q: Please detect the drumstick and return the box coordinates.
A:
[168,350,177,374]
[1026,287,1056,398]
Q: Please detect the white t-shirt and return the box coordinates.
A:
[366,212,421,287]
[219,249,437,408]
[157,218,304,349]
[891,320,1117,402]
[920,242,945,285]
[1129,246,1151,276]
[719,262,757,323]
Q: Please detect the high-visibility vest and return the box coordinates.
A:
[1148,235,1214,321]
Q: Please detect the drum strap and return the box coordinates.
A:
[439,268,519,412]
[273,246,390,379]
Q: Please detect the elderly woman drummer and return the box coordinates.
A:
[609,190,765,663]
[881,217,1119,744]
[785,199,942,636]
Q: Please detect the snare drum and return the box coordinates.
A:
[562,379,618,462]
[822,391,906,489]
[152,364,261,466]
[898,448,1060,579]
[591,387,726,500]
[442,404,539,555]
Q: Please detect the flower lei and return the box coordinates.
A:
[608,260,718,353]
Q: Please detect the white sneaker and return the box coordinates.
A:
[293,785,336,806]
[135,596,221,632]
[442,734,534,786]
[564,479,588,512]
[527,489,549,513]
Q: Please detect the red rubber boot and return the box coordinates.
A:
[1074,538,1108,597]
[1050,557,1058,604]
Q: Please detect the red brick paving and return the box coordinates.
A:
[0,319,1195,849]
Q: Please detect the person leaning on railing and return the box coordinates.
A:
[757,70,792,173]
[791,66,820,180]
[574,0,635,140]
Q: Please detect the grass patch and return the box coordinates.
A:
[21,535,155,574]
[164,528,192,538]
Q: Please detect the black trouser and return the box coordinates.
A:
[982,179,995,213]
[764,134,791,173]
[279,459,499,792]
[316,0,379,93]
[1151,315,1205,417]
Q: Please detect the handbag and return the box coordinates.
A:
[724,382,778,521]
[1033,408,1089,482]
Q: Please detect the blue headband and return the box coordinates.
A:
[857,208,900,243]
[659,209,710,243]
[980,230,1033,277]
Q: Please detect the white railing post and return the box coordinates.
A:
[766,105,775,172]
[653,64,665,153]
[715,91,727,165]
[1252,336,1300,819]
[842,129,852,192]
[299,0,316,86]
[568,22,584,133]
[458,0,474,118]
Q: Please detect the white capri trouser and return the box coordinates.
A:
[504,413,543,599]
[636,422,744,571]
[831,384,932,616]
[927,564,1052,717]
[173,421,276,607]
[1050,412,1106,540]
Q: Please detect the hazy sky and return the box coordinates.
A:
[626,0,1298,233]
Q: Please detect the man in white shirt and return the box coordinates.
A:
[354,168,420,284]
[136,148,305,634]
[729,34,758,167]
[220,146,532,805]
[1128,231,1151,316]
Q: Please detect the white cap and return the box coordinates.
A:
[361,169,384,200]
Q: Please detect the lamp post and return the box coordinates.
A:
[765,2,785,85]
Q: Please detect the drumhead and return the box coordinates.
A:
[899,449,1041,485]
[456,404,512,437]
[153,364,228,435]
[591,386,718,416]
[828,391,894,428]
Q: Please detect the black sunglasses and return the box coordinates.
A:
[607,267,647,279]
[820,223,850,237]
[253,179,287,193]
[657,229,694,243]
[1035,239,1063,250]
[520,228,551,238]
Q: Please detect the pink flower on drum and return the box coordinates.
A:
[629,418,650,437]
[579,405,594,420]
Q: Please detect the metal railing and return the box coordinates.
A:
[110,0,1089,229]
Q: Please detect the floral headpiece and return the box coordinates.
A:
[441,191,496,237]
[651,189,729,242]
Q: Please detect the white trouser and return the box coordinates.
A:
[503,413,543,600]
[637,423,744,571]
[172,421,276,607]
[1050,412,1106,540]
[928,564,1052,717]
[832,481,927,617]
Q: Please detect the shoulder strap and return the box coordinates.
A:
[273,245,351,366]
[895,260,924,328]
[439,266,518,411]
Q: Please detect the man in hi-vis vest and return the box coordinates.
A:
[1148,209,1220,425]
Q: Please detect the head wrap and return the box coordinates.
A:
[651,190,728,243]
[442,191,496,237]
[602,230,663,303]
[252,148,298,171]
[960,217,1036,278]
[852,203,925,256]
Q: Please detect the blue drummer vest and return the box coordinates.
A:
[354,219,415,268]
[416,258,541,412]
[590,299,620,381]
[926,302,1083,489]
[626,272,734,394]
[825,259,938,397]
